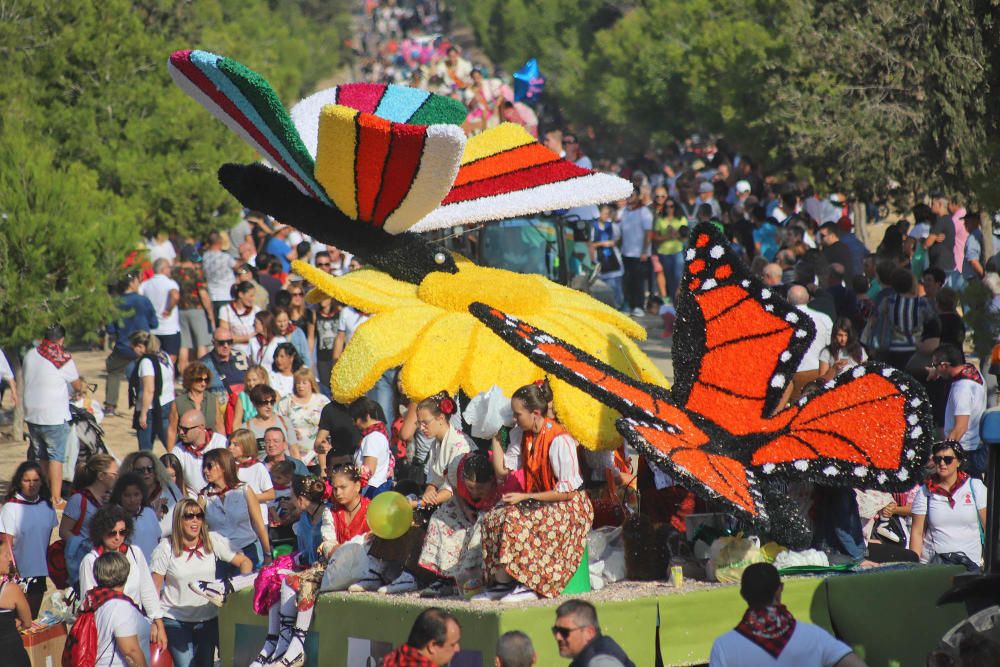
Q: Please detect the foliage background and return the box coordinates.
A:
[0,0,349,347]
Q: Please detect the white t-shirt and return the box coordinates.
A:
[146,238,176,264]
[913,477,988,564]
[95,598,151,667]
[945,377,987,452]
[355,430,392,488]
[0,496,58,577]
[619,206,654,258]
[80,545,162,619]
[174,432,227,491]
[709,621,852,667]
[248,335,287,369]
[201,249,236,301]
[338,307,370,346]
[817,347,867,376]
[138,356,176,406]
[140,274,181,335]
[22,346,79,425]
[151,532,237,623]
[795,306,833,373]
[503,426,584,492]
[237,461,274,530]
[202,484,258,550]
[131,507,162,563]
[268,370,295,399]
[219,304,261,356]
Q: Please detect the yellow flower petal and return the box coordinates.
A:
[461,323,543,396]
[418,264,550,315]
[293,262,421,313]
[400,312,478,399]
[554,310,668,388]
[331,306,441,401]
[545,284,646,341]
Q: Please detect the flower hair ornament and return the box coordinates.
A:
[435,392,457,416]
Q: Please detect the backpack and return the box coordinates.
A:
[46,493,87,590]
[63,588,141,667]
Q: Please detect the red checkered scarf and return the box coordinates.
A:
[37,338,72,368]
[382,644,436,667]
[957,364,984,384]
[925,471,971,509]
[80,586,145,616]
[735,604,797,659]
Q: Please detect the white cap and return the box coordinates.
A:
[735,180,751,194]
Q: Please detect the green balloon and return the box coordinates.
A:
[367,491,413,540]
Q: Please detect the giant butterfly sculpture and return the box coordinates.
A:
[471,224,933,544]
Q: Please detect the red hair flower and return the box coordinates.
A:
[439,396,456,416]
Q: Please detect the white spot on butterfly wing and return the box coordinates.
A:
[786,312,799,323]
[710,245,724,259]
[853,466,868,477]
[741,280,751,287]
[823,466,838,476]
[761,289,771,299]
[686,249,696,261]
[780,351,792,362]
[852,366,866,379]
[911,426,923,439]
[877,473,888,484]
[906,449,916,460]
[765,305,774,312]
[907,414,918,425]
[794,460,808,471]
[898,469,910,481]
[702,279,717,290]
[910,398,922,407]
[795,329,808,338]
[881,368,894,377]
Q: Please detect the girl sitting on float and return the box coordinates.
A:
[476,379,594,602]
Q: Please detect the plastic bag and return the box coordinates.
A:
[462,385,513,438]
[706,535,762,583]
[319,541,369,592]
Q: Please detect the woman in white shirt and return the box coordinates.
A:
[267,342,303,400]
[349,397,393,498]
[218,282,261,356]
[152,499,252,667]
[247,311,286,369]
[228,429,276,532]
[818,318,868,380]
[79,506,166,663]
[110,474,162,563]
[199,449,271,575]
[910,440,988,566]
[91,551,151,667]
[0,461,58,617]
[129,331,175,452]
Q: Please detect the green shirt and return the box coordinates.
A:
[654,215,688,255]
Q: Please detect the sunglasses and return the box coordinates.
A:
[552,626,585,639]
[134,466,154,474]
[193,377,209,383]
[256,399,276,406]
[108,529,128,537]
[316,263,331,268]
[214,339,233,346]
[178,424,202,434]
[932,455,957,465]
[291,291,304,297]
[182,512,205,520]
[563,139,578,145]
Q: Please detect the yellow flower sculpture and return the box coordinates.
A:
[294,259,668,450]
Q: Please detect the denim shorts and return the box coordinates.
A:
[26,421,70,463]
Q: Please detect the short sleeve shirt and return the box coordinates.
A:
[95,598,151,667]
[619,206,654,258]
[912,477,987,564]
[317,401,362,458]
[709,622,852,667]
[151,532,236,622]
[355,431,392,488]
[201,250,236,301]
[0,497,58,577]
[945,377,987,451]
[22,347,79,425]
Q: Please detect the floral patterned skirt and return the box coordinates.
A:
[418,497,483,581]
[481,492,593,598]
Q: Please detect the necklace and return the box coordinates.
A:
[345,499,362,517]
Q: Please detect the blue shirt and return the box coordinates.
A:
[753,222,779,261]
[265,237,293,273]
[963,229,984,279]
[295,507,326,566]
[107,292,158,358]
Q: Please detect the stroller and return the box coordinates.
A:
[64,402,112,484]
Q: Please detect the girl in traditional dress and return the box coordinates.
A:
[418,451,498,598]
[477,380,594,602]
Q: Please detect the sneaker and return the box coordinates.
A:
[631,307,645,317]
[188,580,229,607]
[377,571,418,595]
[419,579,458,599]
[500,584,538,603]
[471,581,515,601]
[347,572,384,593]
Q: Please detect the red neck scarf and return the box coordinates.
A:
[96,544,129,556]
[383,644,436,667]
[957,364,984,385]
[456,455,500,511]
[332,497,370,543]
[37,338,72,368]
[273,482,290,491]
[361,422,389,439]
[183,539,205,561]
[926,471,971,508]
[231,302,254,318]
[735,604,797,659]
[7,493,43,506]
[237,457,258,469]
[184,431,214,458]
[81,587,145,616]
[203,483,239,498]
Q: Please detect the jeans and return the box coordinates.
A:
[813,487,865,562]
[658,252,685,303]
[316,358,333,398]
[601,275,624,309]
[966,446,989,479]
[26,421,70,463]
[162,616,219,667]
[622,257,650,311]
[366,368,398,424]
[104,350,133,410]
[136,401,172,452]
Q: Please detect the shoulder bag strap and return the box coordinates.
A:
[969,479,986,545]
[71,493,88,536]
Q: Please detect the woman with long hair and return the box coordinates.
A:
[277,368,330,470]
[159,452,194,499]
[199,449,271,575]
[59,453,119,587]
[0,461,57,617]
[129,330,175,452]
[78,505,166,662]
[248,311,286,369]
[268,342,304,399]
[218,281,260,357]
[110,473,161,563]
[478,380,593,602]
[228,428,276,530]
[272,306,311,366]
[151,499,252,667]
[651,190,687,302]
[168,361,223,445]
[818,318,868,380]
